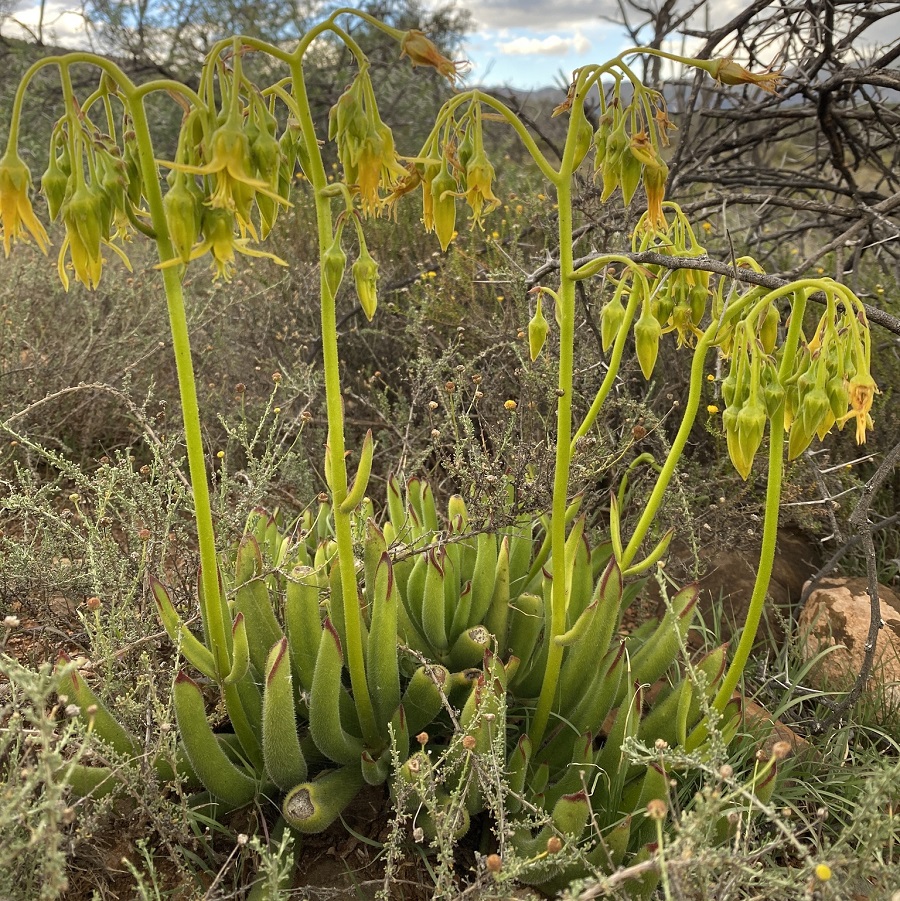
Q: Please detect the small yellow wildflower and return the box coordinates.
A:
[814,863,832,882]
[707,404,720,414]
[504,399,517,411]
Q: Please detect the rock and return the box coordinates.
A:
[798,577,900,707]
[652,527,821,648]
[741,697,810,759]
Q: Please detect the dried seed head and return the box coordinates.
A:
[771,741,791,760]
[86,596,102,611]
[719,764,734,779]
[546,836,563,854]
[485,854,502,873]
[416,732,429,746]
[462,735,477,750]
[646,798,667,821]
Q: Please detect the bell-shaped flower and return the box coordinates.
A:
[837,367,877,444]
[167,118,284,234]
[158,206,286,282]
[642,157,668,231]
[464,149,500,226]
[0,150,50,257]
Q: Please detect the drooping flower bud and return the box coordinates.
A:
[761,365,785,418]
[600,292,626,353]
[528,294,549,361]
[619,147,642,207]
[352,246,378,321]
[430,161,457,252]
[634,307,661,379]
[758,304,780,355]
[41,152,69,221]
[61,181,106,288]
[322,229,347,299]
[788,386,830,459]
[570,102,593,171]
[731,398,767,480]
[163,173,202,263]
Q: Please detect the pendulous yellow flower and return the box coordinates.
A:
[158,207,286,282]
[400,30,466,83]
[0,150,50,257]
[837,368,877,444]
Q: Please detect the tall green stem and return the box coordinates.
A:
[289,57,378,749]
[128,98,230,676]
[530,174,573,749]
[713,289,808,711]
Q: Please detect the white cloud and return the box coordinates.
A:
[498,32,591,57]
[4,1,87,45]
[467,0,618,31]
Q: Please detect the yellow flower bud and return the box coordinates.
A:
[431,162,457,252]
[163,174,202,263]
[352,247,378,321]
[643,157,668,230]
[40,153,69,222]
[599,124,627,202]
[759,304,780,355]
[528,295,549,361]
[570,103,593,171]
[634,308,661,380]
[731,398,767,480]
[788,387,830,459]
[323,232,347,299]
[61,182,106,288]
[619,148,642,207]
[600,292,626,353]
